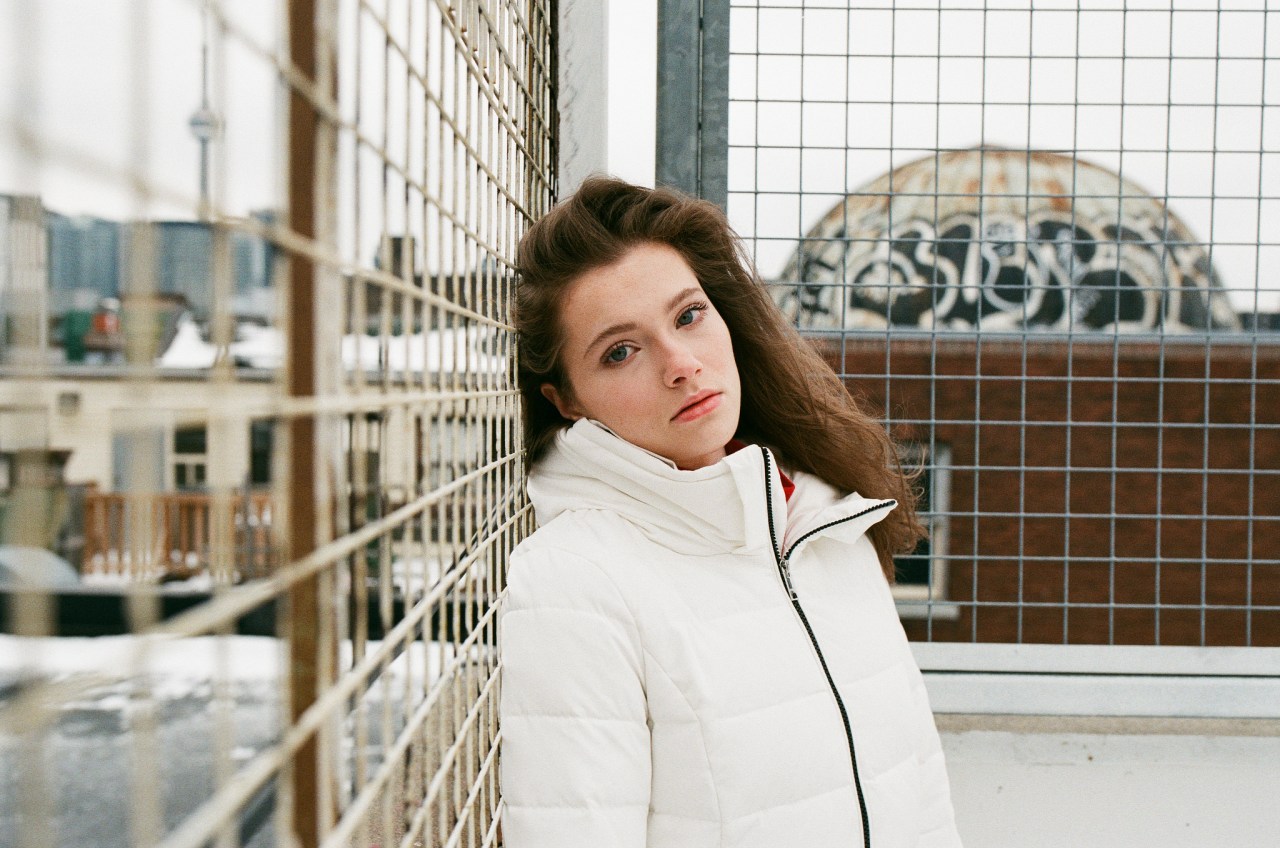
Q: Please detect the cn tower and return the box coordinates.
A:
[188,10,220,220]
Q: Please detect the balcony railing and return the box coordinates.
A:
[81,490,275,583]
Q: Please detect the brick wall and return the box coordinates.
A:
[826,335,1280,646]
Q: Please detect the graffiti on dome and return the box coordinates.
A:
[774,209,1241,332]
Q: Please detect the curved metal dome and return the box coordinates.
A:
[773,148,1240,332]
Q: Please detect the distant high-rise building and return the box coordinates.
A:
[0,194,50,358]
[231,210,278,321]
[129,215,276,321]
[234,210,277,293]
[47,211,122,314]
[147,220,213,317]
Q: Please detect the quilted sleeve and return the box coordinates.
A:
[498,544,651,848]
[906,659,964,847]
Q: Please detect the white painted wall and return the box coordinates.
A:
[0,374,273,488]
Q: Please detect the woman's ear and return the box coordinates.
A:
[541,383,582,421]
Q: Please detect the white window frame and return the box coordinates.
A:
[894,442,959,620]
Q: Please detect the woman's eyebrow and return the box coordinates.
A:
[582,286,704,359]
[664,286,704,313]
[583,321,636,359]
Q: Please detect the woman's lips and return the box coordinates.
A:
[673,391,722,423]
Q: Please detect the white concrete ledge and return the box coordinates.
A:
[913,642,1280,676]
[936,713,1280,736]
[912,643,1280,719]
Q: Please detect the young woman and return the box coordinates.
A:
[499,177,962,848]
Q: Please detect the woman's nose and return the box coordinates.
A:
[663,342,702,386]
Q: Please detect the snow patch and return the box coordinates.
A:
[0,634,482,705]
[157,314,507,374]
[0,634,284,690]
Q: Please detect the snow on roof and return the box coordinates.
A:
[156,316,218,369]
[0,634,460,696]
[157,314,507,374]
[340,324,506,374]
[230,323,284,370]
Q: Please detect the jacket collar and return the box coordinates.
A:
[527,419,895,558]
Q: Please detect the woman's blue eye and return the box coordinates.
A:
[605,345,631,363]
[677,306,701,326]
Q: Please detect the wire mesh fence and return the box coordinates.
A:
[0,1,554,846]
[718,0,1279,646]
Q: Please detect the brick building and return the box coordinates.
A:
[826,335,1279,647]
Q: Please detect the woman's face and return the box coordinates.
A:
[541,242,742,470]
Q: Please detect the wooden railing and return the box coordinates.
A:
[82,490,277,583]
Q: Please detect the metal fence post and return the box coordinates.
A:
[656,0,729,207]
[286,1,330,845]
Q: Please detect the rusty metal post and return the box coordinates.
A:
[286,1,326,845]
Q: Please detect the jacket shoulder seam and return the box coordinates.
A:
[501,604,631,628]
[503,799,648,811]
[502,711,642,723]
[509,543,645,655]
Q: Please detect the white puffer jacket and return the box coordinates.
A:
[499,419,962,848]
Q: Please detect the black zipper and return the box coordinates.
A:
[761,447,893,848]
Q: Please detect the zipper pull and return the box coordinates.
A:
[780,556,799,601]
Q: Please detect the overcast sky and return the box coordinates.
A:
[0,0,278,220]
[1,0,1275,310]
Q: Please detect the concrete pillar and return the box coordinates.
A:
[558,0,658,196]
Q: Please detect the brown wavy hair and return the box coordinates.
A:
[515,176,923,577]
